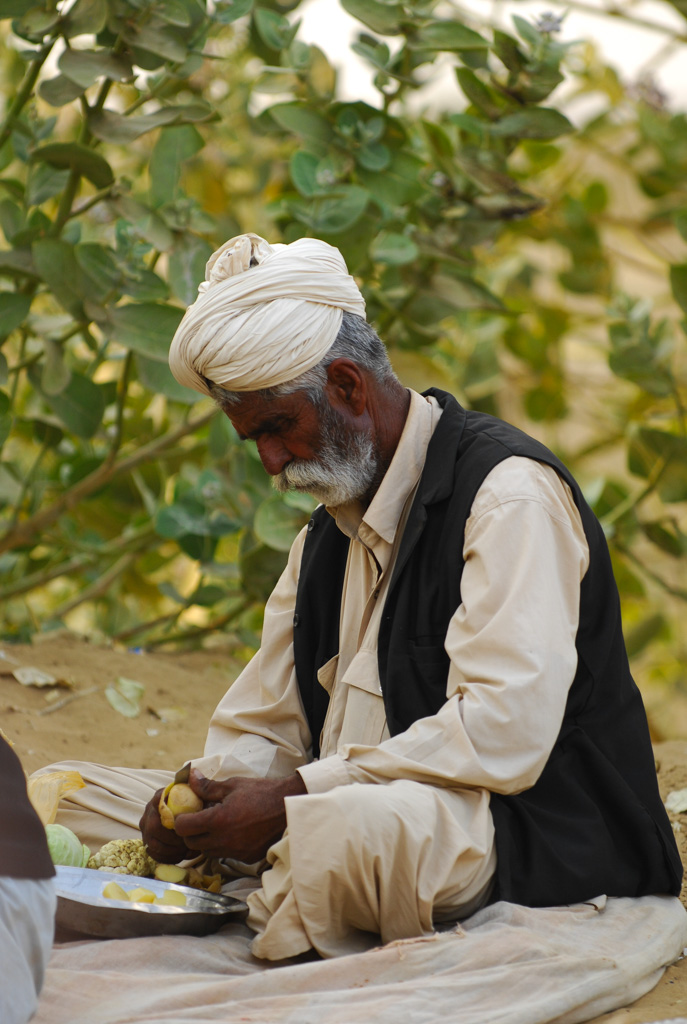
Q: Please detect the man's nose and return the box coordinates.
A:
[256,436,291,475]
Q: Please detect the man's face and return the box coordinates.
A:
[226,390,377,506]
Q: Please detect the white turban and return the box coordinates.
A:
[168,233,366,396]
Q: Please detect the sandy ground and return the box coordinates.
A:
[2,631,687,1024]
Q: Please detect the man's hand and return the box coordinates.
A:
[139,788,193,864]
[172,768,306,863]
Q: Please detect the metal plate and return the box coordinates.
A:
[55,866,247,939]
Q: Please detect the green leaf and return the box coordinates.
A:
[109,302,184,361]
[14,6,59,37]
[432,272,505,312]
[341,0,402,35]
[370,231,418,265]
[41,337,71,396]
[628,427,687,502]
[0,198,22,241]
[89,106,209,145]
[0,292,30,336]
[674,211,687,242]
[253,7,298,50]
[413,20,489,52]
[300,185,369,234]
[32,240,85,318]
[254,496,306,552]
[0,248,37,279]
[641,520,685,558]
[58,49,132,89]
[490,108,574,140]
[29,368,105,438]
[105,677,145,718]
[121,266,168,301]
[149,124,204,206]
[167,235,212,305]
[512,14,543,48]
[75,243,121,302]
[492,29,525,72]
[157,0,192,27]
[0,0,33,16]
[156,502,208,538]
[38,75,86,107]
[267,103,333,154]
[62,0,107,37]
[240,541,287,601]
[357,142,390,171]
[624,614,668,658]
[122,21,189,63]
[30,143,114,188]
[290,150,319,197]
[669,263,687,314]
[136,353,198,404]
[26,162,70,205]
[357,150,425,206]
[109,196,175,252]
[212,0,252,24]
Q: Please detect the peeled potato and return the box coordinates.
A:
[127,887,156,904]
[154,889,187,907]
[102,881,129,901]
[159,782,203,830]
[154,863,188,885]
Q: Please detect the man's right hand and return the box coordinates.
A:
[139,788,193,864]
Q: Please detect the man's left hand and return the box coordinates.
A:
[172,768,307,862]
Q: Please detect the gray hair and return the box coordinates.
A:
[206,312,398,411]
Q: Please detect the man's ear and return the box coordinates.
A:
[325,358,368,417]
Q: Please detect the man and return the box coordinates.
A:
[47,232,682,960]
[0,734,56,1024]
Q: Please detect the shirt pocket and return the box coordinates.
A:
[337,649,388,748]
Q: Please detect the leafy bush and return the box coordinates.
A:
[0,0,684,697]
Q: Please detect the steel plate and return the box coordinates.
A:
[55,865,247,939]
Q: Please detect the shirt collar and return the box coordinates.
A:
[328,390,439,545]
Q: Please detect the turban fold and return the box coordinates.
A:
[168,233,366,396]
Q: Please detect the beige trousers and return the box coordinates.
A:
[37,761,496,959]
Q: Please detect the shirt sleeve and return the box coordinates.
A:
[192,525,313,782]
[298,458,590,796]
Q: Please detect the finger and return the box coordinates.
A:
[172,806,219,838]
[188,768,233,804]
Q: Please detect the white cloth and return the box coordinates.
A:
[32,895,687,1024]
[168,233,365,395]
[0,876,56,1024]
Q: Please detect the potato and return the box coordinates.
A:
[102,881,129,901]
[159,782,203,830]
[154,889,187,907]
[154,863,188,885]
[126,886,156,904]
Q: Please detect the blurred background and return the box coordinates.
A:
[0,0,685,736]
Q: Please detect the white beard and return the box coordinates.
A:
[272,405,378,506]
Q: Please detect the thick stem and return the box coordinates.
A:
[0,43,55,150]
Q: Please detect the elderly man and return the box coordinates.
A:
[45,233,681,960]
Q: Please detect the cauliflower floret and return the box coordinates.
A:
[87,839,156,876]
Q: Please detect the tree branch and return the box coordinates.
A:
[0,409,216,555]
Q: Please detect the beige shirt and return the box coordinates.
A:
[201,390,589,798]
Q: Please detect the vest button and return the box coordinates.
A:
[307,519,315,531]
[293,613,300,627]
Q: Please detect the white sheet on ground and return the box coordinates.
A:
[35,894,687,1024]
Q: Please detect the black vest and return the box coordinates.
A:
[293,390,682,907]
[0,737,55,880]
